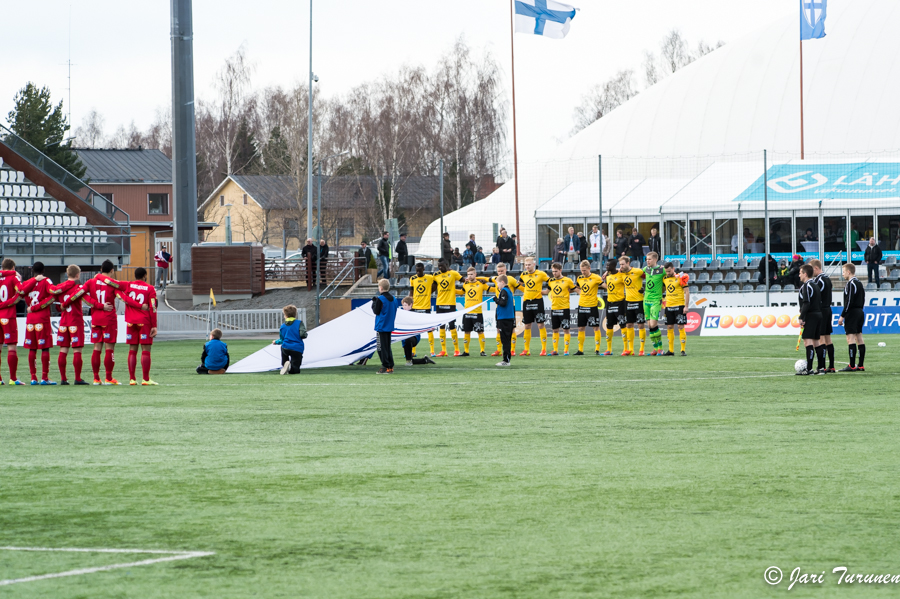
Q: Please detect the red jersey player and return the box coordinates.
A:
[55,264,90,385]
[81,260,122,385]
[117,267,158,385]
[0,259,24,384]
[17,261,63,384]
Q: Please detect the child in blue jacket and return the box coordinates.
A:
[272,304,307,374]
[197,328,229,374]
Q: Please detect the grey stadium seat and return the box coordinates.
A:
[680,260,692,271]
[886,256,898,265]
[701,285,713,293]
[749,258,761,270]
[669,260,681,270]
[742,284,755,292]
[895,282,900,291]
[398,277,410,287]
[886,269,899,281]
[724,272,737,283]
[728,284,740,292]
[866,282,877,291]
[710,272,724,283]
[631,260,641,269]
[708,259,721,270]
[695,272,710,284]
[694,259,708,270]
[689,286,699,294]
[770,284,782,291]
[714,285,726,293]
[722,259,735,269]
[783,284,795,291]
[738,271,751,283]
[397,264,409,274]
[735,258,748,269]
[881,282,893,290]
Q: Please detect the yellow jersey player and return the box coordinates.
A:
[409,262,436,355]
[601,258,626,356]
[662,261,691,356]
[457,267,491,356]
[517,257,550,355]
[621,258,646,356]
[547,263,576,355]
[575,260,604,355]
[479,262,519,357]
[432,259,463,356]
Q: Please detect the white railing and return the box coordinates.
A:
[156,309,304,338]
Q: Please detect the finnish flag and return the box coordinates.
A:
[514,0,578,40]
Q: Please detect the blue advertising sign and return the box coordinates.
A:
[734,163,900,202]
[831,306,900,335]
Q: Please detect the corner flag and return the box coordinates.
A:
[209,288,216,307]
[800,0,826,40]
[514,0,578,40]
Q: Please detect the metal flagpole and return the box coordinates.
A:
[439,159,444,234]
[598,155,603,261]
[306,0,314,239]
[764,149,770,307]
[799,2,805,160]
[509,0,521,253]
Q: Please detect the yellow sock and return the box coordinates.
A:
[540,328,547,351]
[412,346,416,357]
[679,328,687,352]
[607,330,613,352]
[564,333,570,353]
[496,333,502,353]
[440,329,447,353]
[524,329,532,353]
[668,328,675,353]
[578,330,585,352]
[464,333,470,353]
[451,329,459,352]
[624,328,631,352]
[428,331,434,354]
[479,334,485,353]
[552,332,559,353]
[594,331,601,352]
[511,334,517,353]
[639,328,646,353]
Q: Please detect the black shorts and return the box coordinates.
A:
[522,299,545,325]
[462,313,484,333]
[413,308,431,315]
[626,301,645,325]
[665,306,686,326]
[551,309,571,330]
[819,310,833,336]
[843,309,864,335]
[577,306,601,328]
[606,301,626,328]
[802,312,822,339]
[436,304,456,329]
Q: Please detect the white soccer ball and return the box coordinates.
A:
[878,342,887,347]
[794,359,808,374]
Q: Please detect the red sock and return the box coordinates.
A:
[28,349,37,380]
[41,350,50,381]
[128,349,138,381]
[141,350,152,381]
[104,349,115,380]
[91,349,101,380]
[73,352,83,381]
[58,352,68,381]
[8,350,18,381]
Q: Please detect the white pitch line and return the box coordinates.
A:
[0,547,214,586]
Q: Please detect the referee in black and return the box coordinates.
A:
[838,263,867,372]
[797,264,825,375]
[810,259,835,372]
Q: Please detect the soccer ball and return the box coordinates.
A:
[794,359,808,374]
[878,342,887,347]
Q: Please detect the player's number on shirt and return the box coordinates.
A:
[96,289,107,304]
[129,291,145,305]
[0,286,7,303]
[29,291,40,306]
[63,294,72,312]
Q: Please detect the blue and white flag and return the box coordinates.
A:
[514,0,578,40]
[800,0,827,40]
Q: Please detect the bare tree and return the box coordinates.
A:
[142,107,172,157]
[571,70,638,134]
[206,44,254,176]
[74,109,105,148]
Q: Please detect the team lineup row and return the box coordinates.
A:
[405,253,692,359]
[0,259,159,386]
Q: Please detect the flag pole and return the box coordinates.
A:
[509,0,522,255]
[799,3,805,160]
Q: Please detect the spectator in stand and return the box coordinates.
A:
[758,253,779,287]
[376,231,391,281]
[614,229,629,257]
[441,232,453,264]
[154,248,172,289]
[466,234,478,256]
[629,229,647,265]
[474,246,486,265]
[462,246,475,267]
[865,237,882,287]
[783,254,803,287]
[452,248,464,267]
[490,247,502,264]
[301,238,317,284]
[357,241,373,279]
[849,223,860,248]
[317,239,329,284]
[395,233,409,268]
[589,225,605,266]
[496,228,515,268]
[578,232,589,262]
[554,238,566,264]
[510,234,518,257]
[647,227,661,257]
[563,227,580,263]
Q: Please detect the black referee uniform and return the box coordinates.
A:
[841,276,867,370]
[798,278,824,374]
[815,272,835,370]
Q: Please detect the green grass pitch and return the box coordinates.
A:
[2,336,899,597]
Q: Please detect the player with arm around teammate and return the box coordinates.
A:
[642,252,666,355]
[620,256,646,356]
[574,260,604,355]
[601,258,626,356]
[661,262,690,356]
[116,267,159,385]
[80,260,122,385]
[433,259,463,357]
[517,256,550,356]
[0,259,24,384]
[458,267,491,356]
[547,262,576,355]
[54,264,90,385]
[409,262,436,356]
[18,261,63,384]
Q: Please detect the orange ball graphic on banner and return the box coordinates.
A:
[749,315,762,328]
[791,315,801,328]
[762,314,777,328]
[720,315,734,328]
[735,315,748,328]
[777,314,791,328]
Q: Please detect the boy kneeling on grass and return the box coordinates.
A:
[401,296,436,366]
[272,304,307,375]
[197,328,229,374]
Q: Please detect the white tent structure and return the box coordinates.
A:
[417,0,900,259]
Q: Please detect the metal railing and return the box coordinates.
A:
[264,255,362,286]
[320,256,366,298]
[156,308,301,338]
[0,223,130,264]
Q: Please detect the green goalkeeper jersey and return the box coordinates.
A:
[643,265,665,303]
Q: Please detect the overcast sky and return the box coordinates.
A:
[4,0,792,164]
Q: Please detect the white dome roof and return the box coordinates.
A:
[418,0,900,256]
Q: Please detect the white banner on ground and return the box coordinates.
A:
[228,301,487,373]
[12,316,128,345]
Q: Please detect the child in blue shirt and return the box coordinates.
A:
[197,328,230,374]
[272,304,307,374]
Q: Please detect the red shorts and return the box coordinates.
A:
[125,322,153,346]
[24,322,53,349]
[0,317,18,346]
[91,322,118,344]
[57,324,86,348]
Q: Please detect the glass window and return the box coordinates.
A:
[337,218,354,238]
[849,215,873,256]
[714,218,738,257]
[243,193,248,205]
[100,192,114,203]
[219,195,224,207]
[877,214,900,253]
[148,193,169,215]
[689,219,712,258]
[796,217,818,256]
[742,218,766,256]
[665,219,686,258]
[539,223,562,263]
[768,217,792,256]
[823,216,847,258]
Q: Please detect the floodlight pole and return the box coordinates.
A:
[509,0,521,252]
[598,155,603,262]
[764,149,770,307]
[306,0,314,240]
[439,159,444,235]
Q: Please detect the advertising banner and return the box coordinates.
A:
[13,316,128,345]
[699,306,900,336]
